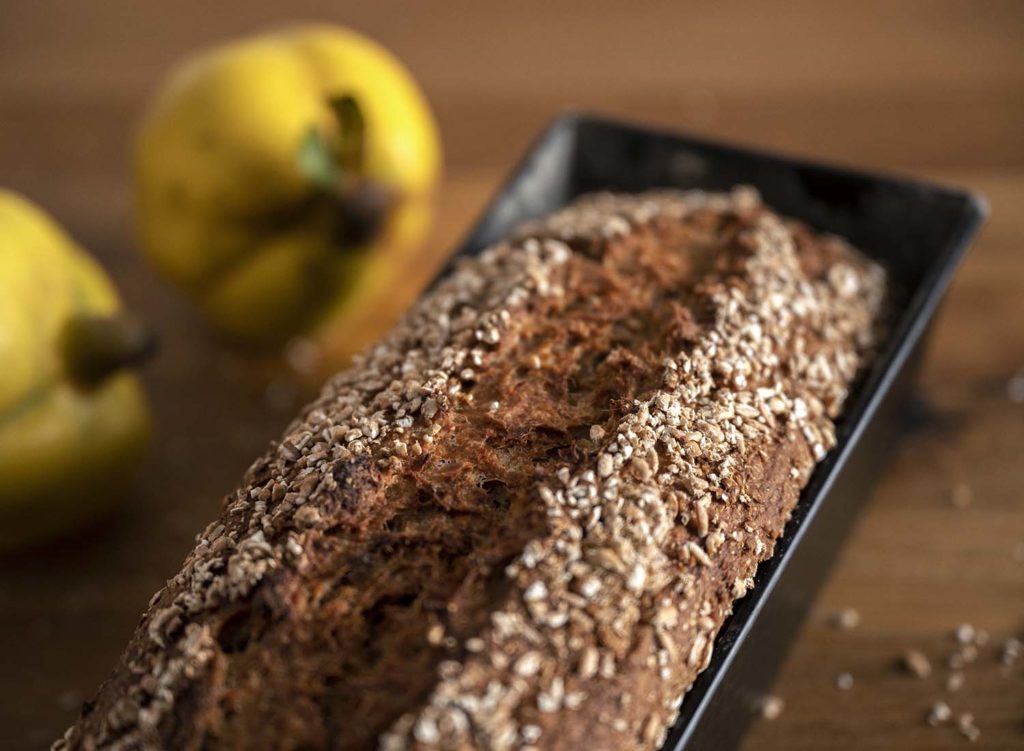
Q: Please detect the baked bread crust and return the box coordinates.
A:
[57,188,884,751]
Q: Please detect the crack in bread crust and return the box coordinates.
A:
[56,188,884,751]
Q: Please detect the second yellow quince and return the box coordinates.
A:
[135,25,441,351]
[0,190,153,551]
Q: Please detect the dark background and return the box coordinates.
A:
[1,2,1022,748]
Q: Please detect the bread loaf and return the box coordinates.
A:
[56,188,885,750]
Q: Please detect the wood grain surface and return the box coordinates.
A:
[1,2,1022,748]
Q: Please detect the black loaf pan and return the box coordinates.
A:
[436,113,987,751]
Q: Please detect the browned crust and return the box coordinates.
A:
[57,188,884,751]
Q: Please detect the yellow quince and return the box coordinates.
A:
[134,25,442,353]
[0,191,153,551]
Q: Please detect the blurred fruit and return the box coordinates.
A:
[135,24,442,352]
[0,191,154,552]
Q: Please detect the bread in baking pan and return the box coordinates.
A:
[57,187,885,751]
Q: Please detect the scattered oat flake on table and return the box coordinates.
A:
[927,701,952,726]
[284,337,322,376]
[1007,368,1024,403]
[830,607,861,630]
[954,643,979,667]
[950,483,973,509]
[836,672,854,690]
[957,712,980,742]
[1000,637,1021,666]
[946,671,965,692]
[757,694,785,720]
[954,623,976,645]
[902,650,933,679]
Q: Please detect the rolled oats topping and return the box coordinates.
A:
[381,190,884,749]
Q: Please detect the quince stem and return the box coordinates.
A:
[60,313,157,389]
[296,94,396,250]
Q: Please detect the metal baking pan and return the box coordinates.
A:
[441,113,987,750]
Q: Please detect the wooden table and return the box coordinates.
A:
[2,2,1021,748]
